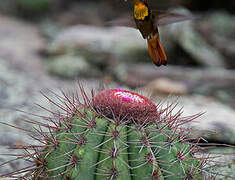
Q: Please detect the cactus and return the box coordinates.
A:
[0,85,220,179]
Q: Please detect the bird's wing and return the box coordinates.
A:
[105,15,137,28]
[152,10,198,26]
[105,11,197,29]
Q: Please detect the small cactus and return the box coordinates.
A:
[0,85,229,179]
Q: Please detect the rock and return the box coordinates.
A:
[46,25,151,79]
[46,55,101,78]
[0,58,40,175]
[47,25,147,65]
[164,95,235,144]
[206,147,235,180]
[115,64,235,109]
[208,12,235,36]
[46,11,233,69]
[159,8,227,68]
[0,14,46,73]
[164,21,227,68]
[199,12,235,66]
[147,78,188,95]
[0,56,101,174]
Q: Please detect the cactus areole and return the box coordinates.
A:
[5,88,205,179]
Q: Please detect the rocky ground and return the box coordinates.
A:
[0,6,235,178]
[0,14,100,174]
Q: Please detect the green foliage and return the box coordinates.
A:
[17,0,50,13]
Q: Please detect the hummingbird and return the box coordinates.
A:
[109,0,196,66]
[132,0,167,66]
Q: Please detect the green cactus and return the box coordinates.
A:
[1,86,217,179]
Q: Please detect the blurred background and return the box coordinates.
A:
[0,0,235,176]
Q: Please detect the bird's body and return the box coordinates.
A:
[132,0,167,66]
[133,0,155,38]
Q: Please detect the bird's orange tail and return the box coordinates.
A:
[147,35,167,66]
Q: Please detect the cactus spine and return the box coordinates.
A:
[2,87,208,179]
